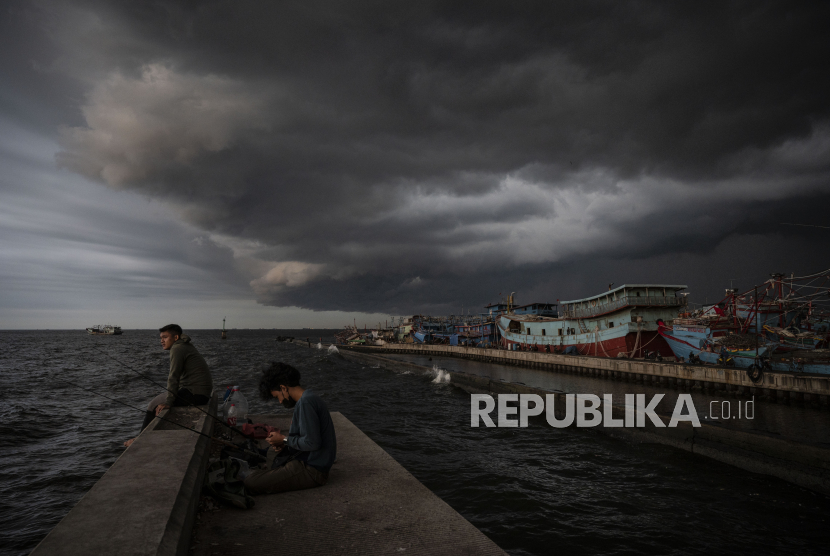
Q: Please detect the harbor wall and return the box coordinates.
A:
[339,343,830,404]
[337,348,830,496]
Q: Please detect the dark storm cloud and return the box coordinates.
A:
[0,117,248,301]
[16,0,830,312]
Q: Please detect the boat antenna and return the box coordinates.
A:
[54,376,265,461]
[90,346,248,440]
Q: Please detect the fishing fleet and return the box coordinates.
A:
[337,269,830,375]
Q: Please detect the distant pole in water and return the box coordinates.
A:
[221,317,227,340]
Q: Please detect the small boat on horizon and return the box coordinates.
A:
[86,324,122,335]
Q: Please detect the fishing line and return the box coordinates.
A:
[90,346,248,440]
[55,376,266,462]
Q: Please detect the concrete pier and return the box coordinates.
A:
[191,412,505,555]
[340,343,830,401]
[32,399,504,556]
[31,401,216,556]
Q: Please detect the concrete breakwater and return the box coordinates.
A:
[31,400,217,555]
[337,347,830,497]
[340,343,830,406]
[31,399,505,555]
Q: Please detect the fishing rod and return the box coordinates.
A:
[90,346,248,440]
[55,376,267,462]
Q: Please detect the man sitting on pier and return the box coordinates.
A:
[244,362,337,494]
[123,324,214,447]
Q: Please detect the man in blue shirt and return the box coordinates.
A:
[244,362,337,494]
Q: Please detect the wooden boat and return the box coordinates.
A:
[497,284,687,358]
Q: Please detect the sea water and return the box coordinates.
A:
[0,329,828,556]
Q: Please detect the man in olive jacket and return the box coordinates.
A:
[124,324,213,446]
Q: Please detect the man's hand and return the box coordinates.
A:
[266,430,287,451]
[155,404,170,416]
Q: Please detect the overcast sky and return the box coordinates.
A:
[1,1,829,329]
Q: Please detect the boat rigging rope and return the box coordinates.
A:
[786,268,830,281]
[593,327,598,356]
[593,327,611,357]
[625,324,642,358]
[620,323,664,358]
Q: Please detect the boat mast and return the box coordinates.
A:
[754,285,759,358]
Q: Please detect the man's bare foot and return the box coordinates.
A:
[123,438,135,448]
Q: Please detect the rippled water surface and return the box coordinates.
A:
[1,330,829,556]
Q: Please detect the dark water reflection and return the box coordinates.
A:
[384,353,830,445]
[0,330,828,556]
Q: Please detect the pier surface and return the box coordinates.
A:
[192,411,505,555]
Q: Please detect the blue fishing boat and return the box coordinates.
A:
[726,272,830,349]
[657,320,776,368]
[413,330,430,343]
[454,319,496,346]
[660,269,830,373]
[411,316,457,345]
[762,325,825,351]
